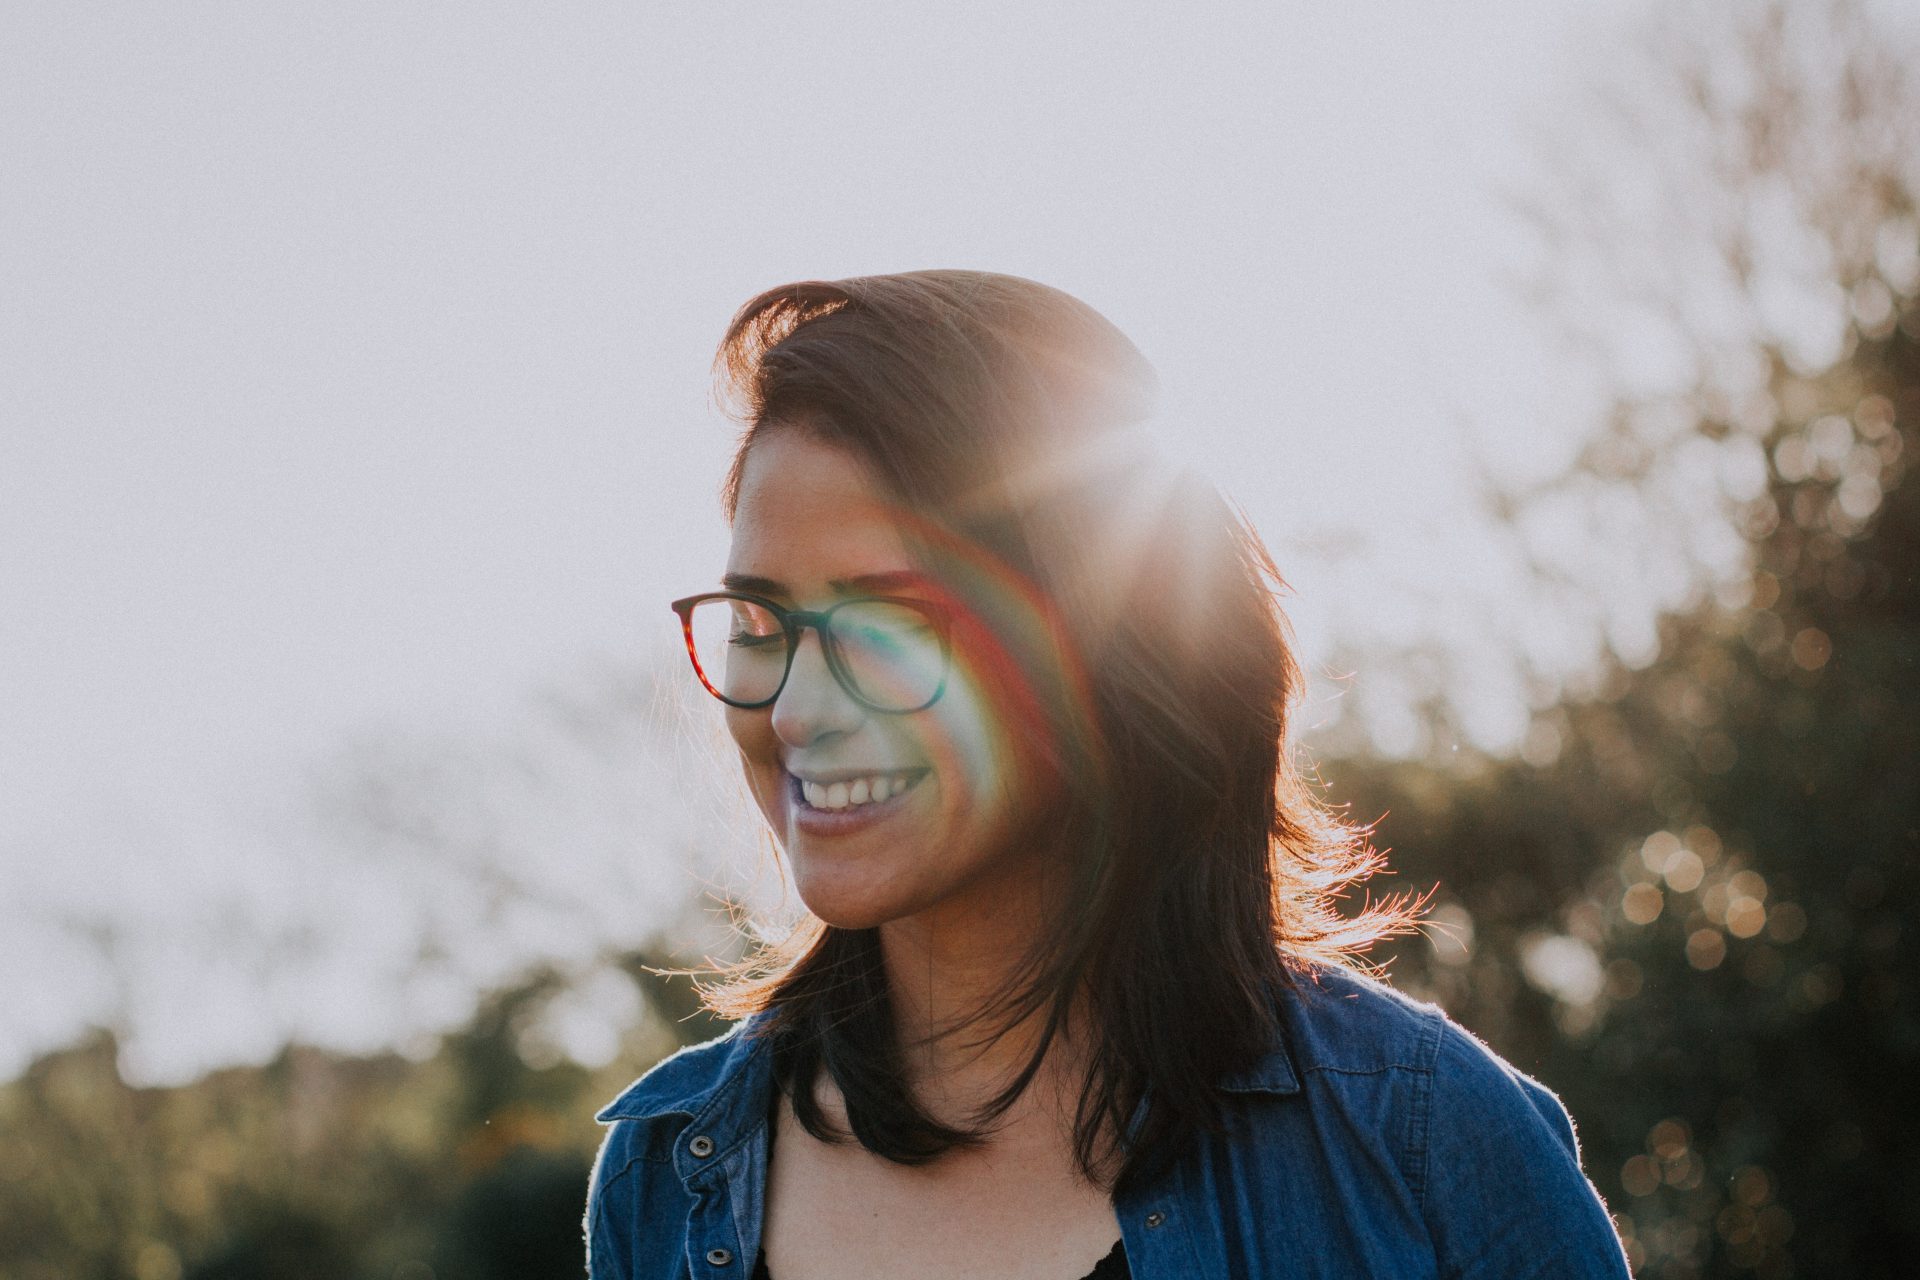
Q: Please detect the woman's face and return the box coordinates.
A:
[722,427,1049,931]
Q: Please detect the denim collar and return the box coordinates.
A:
[596,1007,1301,1185]
[596,1016,776,1186]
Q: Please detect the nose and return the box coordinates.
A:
[769,626,865,747]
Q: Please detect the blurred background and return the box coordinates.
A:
[2,1,1915,1276]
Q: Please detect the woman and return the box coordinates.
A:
[586,271,1631,1279]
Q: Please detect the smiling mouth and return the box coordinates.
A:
[789,769,930,812]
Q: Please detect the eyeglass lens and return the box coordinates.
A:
[683,597,945,711]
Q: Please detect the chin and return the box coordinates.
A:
[793,884,905,932]
[790,861,926,931]
[804,904,895,931]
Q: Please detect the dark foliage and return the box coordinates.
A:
[1332,17,1920,1264]
[0,953,711,1280]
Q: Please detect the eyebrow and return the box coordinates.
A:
[721,570,934,597]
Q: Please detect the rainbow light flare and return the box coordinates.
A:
[864,437,1201,820]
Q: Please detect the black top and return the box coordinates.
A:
[751,1239,1130,1279]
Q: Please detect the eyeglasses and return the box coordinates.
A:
[670,591,952,713]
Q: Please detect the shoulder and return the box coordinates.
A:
[1275,963,1567,1127]
[1270,964,1630,1276]
[1272,961,1581,1167]
[595,1017,764,1126]
[585,1017,773,1277]
[590,1016,770,1185]
[1271,961,1448,1078]
[583,1013,764,1205]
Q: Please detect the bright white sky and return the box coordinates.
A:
[0,0,1655,1081]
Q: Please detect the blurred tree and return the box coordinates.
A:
[433,1146,595,1280]
[0,944,717,1279]
[181,1200,357,1280]
[1335,2,1918,1276]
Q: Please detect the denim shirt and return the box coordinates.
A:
[584,964,1631,1279]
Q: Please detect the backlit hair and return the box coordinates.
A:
[699,270,1420,1191]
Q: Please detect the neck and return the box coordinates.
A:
[876,876,1081,1126]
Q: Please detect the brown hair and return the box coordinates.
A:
[700,270,1418,1191]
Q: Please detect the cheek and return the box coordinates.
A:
[964,617,1070,762]
[923,669,1048,833]
[926,696,999,785]
[724,708,783,791]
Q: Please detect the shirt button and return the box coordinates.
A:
[689,1135,716,1158]
[1145,1211,1167,1229]
[706,1247,734,1266]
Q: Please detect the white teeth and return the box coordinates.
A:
[798,772,920,810]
